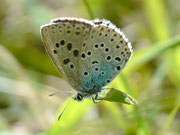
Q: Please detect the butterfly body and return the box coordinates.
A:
[40,17,132,101]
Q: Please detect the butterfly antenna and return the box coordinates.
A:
[49,91,60,96]
[49,90,74,96]
[58,97,73,121]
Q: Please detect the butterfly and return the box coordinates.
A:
[40,17,132,103]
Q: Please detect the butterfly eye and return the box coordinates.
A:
[73,93,83,101]
[76,93,83,101]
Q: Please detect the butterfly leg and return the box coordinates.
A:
[92,93,101,104]
[92,96,97,104]
[95,93,98,100]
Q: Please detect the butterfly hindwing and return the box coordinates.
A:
[80,19,132,91]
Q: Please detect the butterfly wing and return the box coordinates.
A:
[40,18,94,92]
[41,17,132,96]
[79,19,133,91]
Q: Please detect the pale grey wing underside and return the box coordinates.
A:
[41,18,93,92]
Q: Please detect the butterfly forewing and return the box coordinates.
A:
[41,18,93,91]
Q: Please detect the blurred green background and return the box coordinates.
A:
[0,0,180,135]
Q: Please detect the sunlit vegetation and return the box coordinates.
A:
[0,0,180,135]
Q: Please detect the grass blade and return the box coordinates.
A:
[82,0,95,19]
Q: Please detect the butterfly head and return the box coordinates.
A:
[73,86,102,102]
[73,93,84,102]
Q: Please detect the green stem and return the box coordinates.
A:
[159,94,180,135]
[83,0,95,19]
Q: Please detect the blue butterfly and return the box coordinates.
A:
[40,17,133,119]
